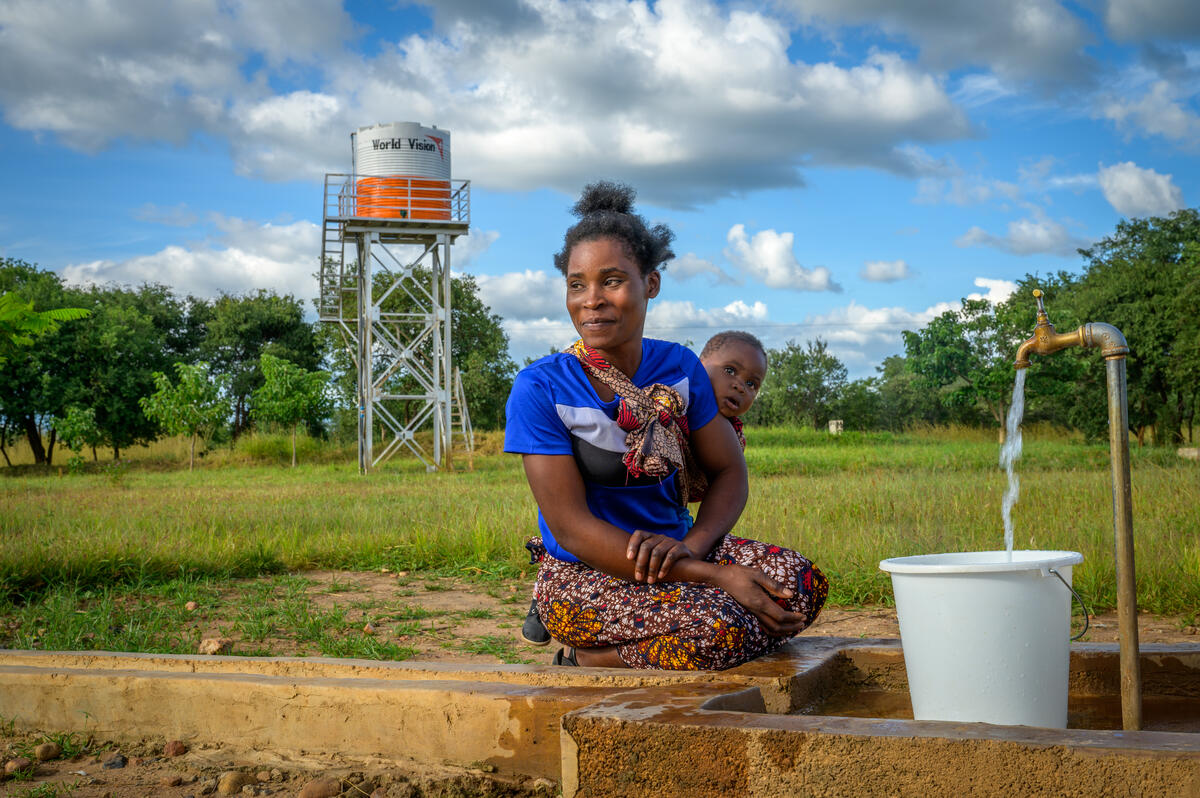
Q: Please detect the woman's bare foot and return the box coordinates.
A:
[571,645,627,668]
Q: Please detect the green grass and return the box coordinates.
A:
[8,782,80,798]
[1,427,1197,626]
[0,573,430,660]
[460,635,532,664]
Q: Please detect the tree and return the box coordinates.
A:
[1171,243,1200,442]
[60,283,206,459]
[0,259,88,464]
[873,355,948,430]
[250,353,332,467]
[831,377,881,431]
[746,339,847,429]
[1071,208,1200,445]
[139,362,231,470]
[903,297,1024,436]
[50,405,103,467]
[202,291,319,437]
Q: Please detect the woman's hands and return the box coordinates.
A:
[626,531,694,584]
[707,564,807,636]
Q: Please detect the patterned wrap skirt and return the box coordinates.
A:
[528,535,829,671]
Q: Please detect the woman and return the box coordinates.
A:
[504,181,827,670]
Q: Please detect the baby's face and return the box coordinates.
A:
[703,340,767,419]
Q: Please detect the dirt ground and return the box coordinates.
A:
[261,570,1200,661]
[197,570,1200,664]
[0,736,549,798]
[4,570,1197,797]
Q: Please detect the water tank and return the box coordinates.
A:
[353,122,451,220]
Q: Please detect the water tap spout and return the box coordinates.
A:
[1014,290,1086,369]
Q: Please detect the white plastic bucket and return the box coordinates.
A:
[879,550,1083,728]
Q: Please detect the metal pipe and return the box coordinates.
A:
[1014,291,1142,730]
[1105,355,1142,731]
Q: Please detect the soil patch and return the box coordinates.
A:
[0,731,551,798]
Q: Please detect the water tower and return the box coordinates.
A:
[319,122,473,472]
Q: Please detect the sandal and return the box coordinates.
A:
[552,647,578,666]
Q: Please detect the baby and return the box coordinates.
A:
[521,330,768,646]
[698,330,768,448]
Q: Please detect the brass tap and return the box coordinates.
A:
[1015,290,1083,369]
[1014,289,1128,369]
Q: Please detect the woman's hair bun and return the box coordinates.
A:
[553,180,675,276]
[572,181,635,218]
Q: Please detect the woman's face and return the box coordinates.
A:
[565,237,660,353]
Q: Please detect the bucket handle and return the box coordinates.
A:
[1048,568,1092,641]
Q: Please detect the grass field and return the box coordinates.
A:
[1,426,1197,657]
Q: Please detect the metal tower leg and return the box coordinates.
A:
[442,234,454,468]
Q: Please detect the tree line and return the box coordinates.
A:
[2,207,1195,466]
[744,209,1199,446]
[0,258,515,466]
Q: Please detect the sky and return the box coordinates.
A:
[1,0,1197,378]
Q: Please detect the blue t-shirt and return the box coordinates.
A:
[504,339,719,563]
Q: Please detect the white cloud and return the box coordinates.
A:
[953,74,1018,107]
[667,253,736,284]
[967,277,1019,305]
[475,269,564,321]
[1104,0,1200,41]
[0,0,354,149]
[0,0,969,204]
[1097,162,1186,218]
[860,259,911,282]
[502,317,578,364]
[60,215,321,300]
[453,230,501,269]
[915,174,1020,205]
[646,299,770,338]
[1015,156,1097,194]
[724,224,841,291]
[956,213,1089,256]
[772,281,1014,375]
[785,0,1096,89]
[764,299,946,377]
[1101,81,1200,144]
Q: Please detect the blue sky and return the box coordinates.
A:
[1,0,1197,377]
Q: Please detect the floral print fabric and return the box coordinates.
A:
[528,535,828,670]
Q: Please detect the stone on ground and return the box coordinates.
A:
[4,757,32,775]
[162,774,184,787]
[199,637,234,655]
[298,775,344,798]
[218,770,255,795]
[34,741,61,761]
[164,739,189,757]
[101,751,127,769]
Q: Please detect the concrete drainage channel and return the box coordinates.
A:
[2,640,1199,797]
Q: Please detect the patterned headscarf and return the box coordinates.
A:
[569,340,706,504]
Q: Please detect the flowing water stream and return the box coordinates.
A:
[999,369,1027,560]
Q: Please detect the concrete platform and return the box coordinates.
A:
[2,639,1198,797]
